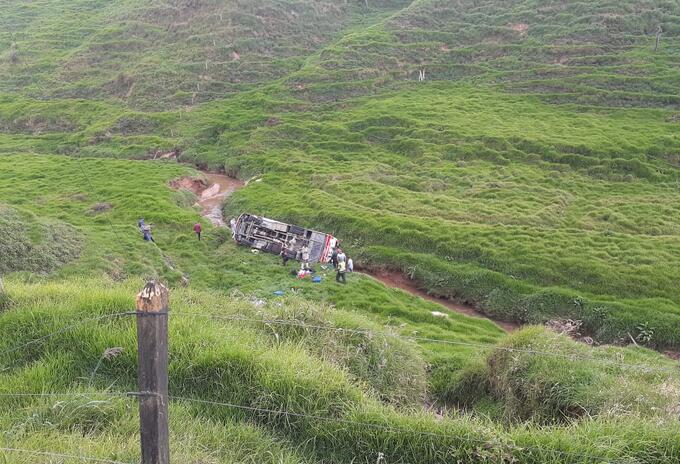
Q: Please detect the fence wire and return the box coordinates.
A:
[172,313,679,375]
[0,389,663,464]
[0,308,675,375]
[0,447,134,464]
[169,395,620,464]
[0,312,132,358]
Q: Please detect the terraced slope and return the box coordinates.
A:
[0,0,409,109]
[302,0,680,107]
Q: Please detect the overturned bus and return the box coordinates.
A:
[232,213,337,264]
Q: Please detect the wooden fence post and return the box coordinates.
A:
[136,281,170,464]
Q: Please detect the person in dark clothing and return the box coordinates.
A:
[281,244,291,266]
[331,248,339,269]
[143,228,155,243]
[193,222,202,240]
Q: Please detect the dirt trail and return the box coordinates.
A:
[370,269,519,332]
[195,173,244,226]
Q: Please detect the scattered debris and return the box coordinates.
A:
[102,347,124,360]
[153,150,179,160]
[250,298,266,308]
[431,311,448,318]
[245,176,263,185]
[546,319,599,346]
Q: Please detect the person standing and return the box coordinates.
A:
[331,247,339,269]
[281,243,291,266]
[301,244,310,271]
[193,222,202,241]
[336,259,347,284]
[230,217,237,238]
[142,226,155,243]
[337,249,346,266]
[347,257,354,273]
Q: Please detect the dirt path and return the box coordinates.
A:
[170,172,244,226]
[199,172,245,226]
[369,269,519,332]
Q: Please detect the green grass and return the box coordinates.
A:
[0,153,504,400]
[0,0,408,109]
[1,279,678,463]
[2,0,679,347]
[0,204,81,275]
[2,0,680,461]
[213,84,680,347]
[465,326,680,423]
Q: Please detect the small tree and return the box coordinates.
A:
[9,41,18,63]
[654,25,662,52]
[0,275,8,310]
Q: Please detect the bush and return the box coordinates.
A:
[484,327,680,424]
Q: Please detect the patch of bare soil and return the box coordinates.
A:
[510,23,529,35]
[545,319,594,345]
[663,350,680,361]
[169,176,209,195]
[170,173,244,226]
[150,148,180,160]
[87,202,112,215]
[367,268,519,333]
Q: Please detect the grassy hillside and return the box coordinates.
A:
[302,0,680,107]
[2,0,679,348]
[0,205,81,275]
[1,279,678,463]
[213,83,680,347]
[2,1,680,461]
[0,153,506,402]
[0,0,408,109]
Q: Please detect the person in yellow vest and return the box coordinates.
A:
[336,259,347,284]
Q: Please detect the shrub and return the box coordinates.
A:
[484,327,680,423]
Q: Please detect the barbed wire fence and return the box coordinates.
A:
[0,307,675,376]
[1,282,678,463]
